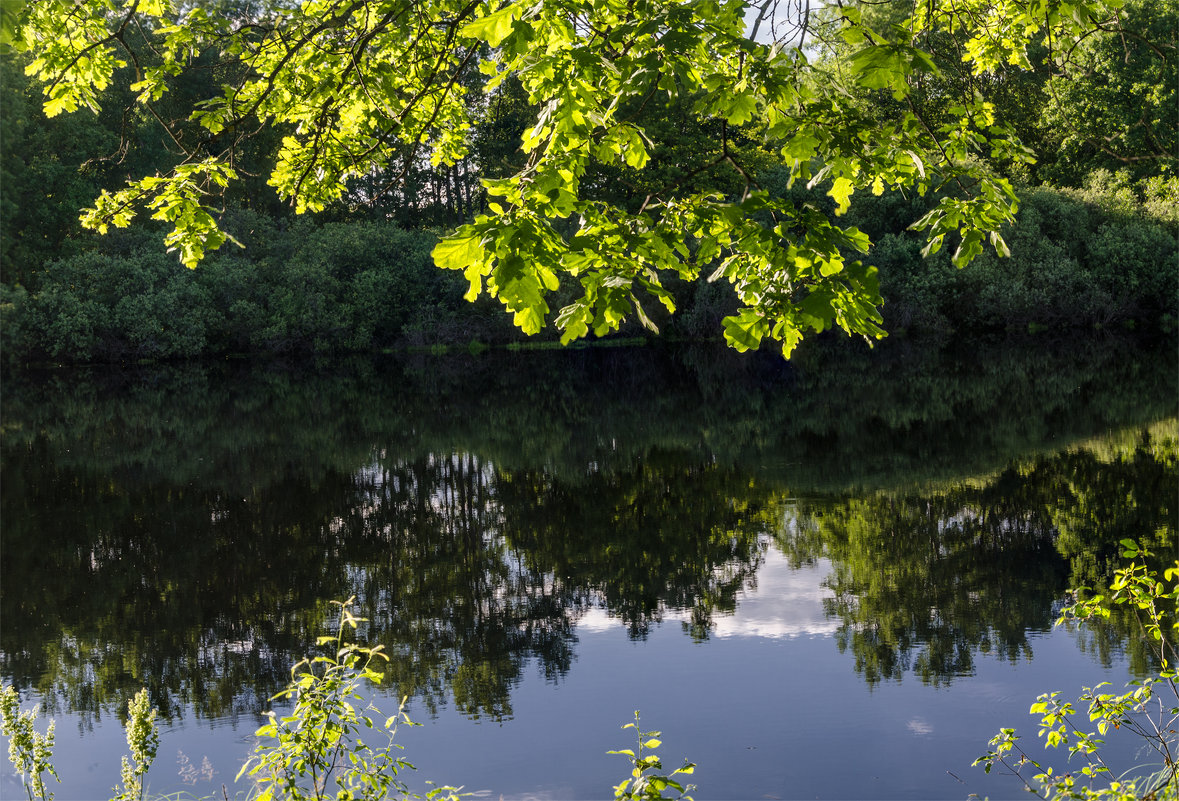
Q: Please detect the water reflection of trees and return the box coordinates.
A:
[1,339,1174,722]
[342,453,774,716]
[495,458,771,641]
[341,452,581,720]
[780,429,1176,686]
[782,493,1068,686]
[0,444,777,723]
[0,448,369,722]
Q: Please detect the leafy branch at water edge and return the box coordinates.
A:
[609,711,696,801]
[237,597,462,801]
[973,540,1178,800]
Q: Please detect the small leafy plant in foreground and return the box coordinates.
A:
[609,711,696,801]
[0,684,58,801]
[113,689,161,801]
[974,540,1178,800]
[1,684,161,801]
[237,598,460,801]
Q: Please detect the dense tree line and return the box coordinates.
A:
[0,0,1175,364]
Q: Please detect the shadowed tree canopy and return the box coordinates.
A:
[2,0,1150,355]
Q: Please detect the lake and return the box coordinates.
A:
[1,336,1175,800]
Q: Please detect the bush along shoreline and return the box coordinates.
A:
[2,172,1175,367]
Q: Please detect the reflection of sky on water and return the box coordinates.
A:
[397,592,1144,801]
[704,551,839,640]
[4,341,1173,801]
[578,547,839,640]
[4,544,1148,801]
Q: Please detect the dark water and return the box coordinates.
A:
[1,337,1175,800]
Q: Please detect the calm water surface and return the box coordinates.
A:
[1,338,1175,800]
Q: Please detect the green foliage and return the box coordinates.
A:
[83,161,239,269]
[1036,0,1177,184]
[0,52,115,287]
[0,283,31,360]
[112,690,160,801]
[1,0,1171,359]
[6,0,1063,355]
[2,685,162,801]
[974,543,1179,800]
[607,713,696,801]
[0,685,58,801]
[11,250,211,362]
[3,219,510,363]
[238,599,460,801]
[858,178,1179,334]
[5,176,1175,364]
[823,0,1175,186]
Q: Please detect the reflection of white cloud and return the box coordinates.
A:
[707,553,837,639]
[907,718,934,735]
[574,548,838,640]
[576,606,620,633]
[709,613,837,639]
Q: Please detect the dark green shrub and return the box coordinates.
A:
[0,283,30,362]
[3,175,1172,364]
[24,251,212,361]
[261,221,451,351]
[870,233,953,333]
[867,179,1177,335]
